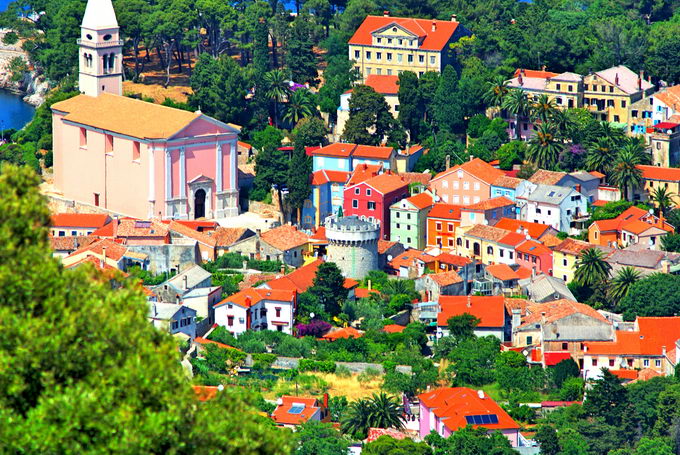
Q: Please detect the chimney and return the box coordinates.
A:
[183,275,188,290]
[445,154,451,169]
[431,20,436,32]
[638,71,643,90]
[101,246,107,268]
[368,279,372,291]
[477,390,485,399]
[451,14,457,22]
[615,73,619,86]
[518,72,523,86]
[466,295,471,308]
[323,392,329,408]
[469,155,474,162]
[383,10,389,16]
[112,216,119,238]
[512,308,521,330]
[280,264,286,274]
[662,345,667,357]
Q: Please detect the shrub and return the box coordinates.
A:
[274,336,312,358]
[358,367,381,383]
[296,319,332,337]
[298,359,337,373]
[335,365,352,377]
[252,353,277,371]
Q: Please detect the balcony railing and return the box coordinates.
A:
[77,39,123,48]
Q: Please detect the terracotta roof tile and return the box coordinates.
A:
[463,196,515,211]
[528,170,566,185]
[193,386,220,402]
[464,224,510,242]
[398,172,432,185]
[513,68,560,79]
[168,220,216,247]
[585,317,680,356]
[540,234,563,248]
[382,324,406,334]
[260,225,309,251]
[428,270,463,286]
[52,93,210,139]
[492,175,524,189]
[366,428,408,442]
[238,273,278,290]
[68,238,128,262]
[311,170,351,185]
[51,213,111,228]
[210,227,249,247]
[495,218,552,239]
[311,143,356,157]
[433,252,471,267]
[349,15,461,51]
[362,74,400,94]
[654,85,680,110]
[516,239,551,256]
[428,203,463,220]
[348,163,383,185]
[322,327,363,340]
[486,264,519,281]
[357,172,408,194]
[637,164,680,182]
[266,259,356,293]
[520,299,608,328]
[215,287,295,309]
[50,235,94,251]
[432,158,505,185]
[115,219,169,238]
[272,396,320,424]
[437,295,507,327]
[405,192,434,210]
[194,337,241,351]
[388,248,424,269]
[377,239,397,254]
[554,238,594,255]
[498,232,526,247]
[355,288,380,299]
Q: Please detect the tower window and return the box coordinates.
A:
[86,33,93,40]
[103,34,112,41]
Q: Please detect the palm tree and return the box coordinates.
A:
[609,147,644,201]
[574,248,612,287]
[585,137,617,174]
[527,122,563,170]
[342,398,371,438]
[531,94,557,124]
[502,88,531,140]
[341,393,404,439]
[650,186,677,216]
[382,279,412,298]
[597,121,626,145]
[608,267,641,304]
[264,69,289,127]
[282,88,315,125]
[483,75,509,108]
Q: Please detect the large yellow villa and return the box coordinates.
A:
[348,13,471,81]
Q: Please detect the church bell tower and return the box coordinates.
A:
[78,0,123,97]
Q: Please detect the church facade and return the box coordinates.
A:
[52,0,240,220]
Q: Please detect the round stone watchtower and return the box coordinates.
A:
[325,215,380,280]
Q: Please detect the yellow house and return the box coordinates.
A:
[636,164,680,206]
[552,237,594,283]
[454,224,510,265]
[348,13,471,81]
[583,66,655,126]
[507,69,583,109]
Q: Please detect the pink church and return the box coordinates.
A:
[52,0,240,220]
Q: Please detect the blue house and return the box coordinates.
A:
[490,175,531,203]
[148,302,197,340]
[302,169,350,229]
[311,143,396,172]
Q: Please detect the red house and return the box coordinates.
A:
[515,239,553,275]
[343,172,408,239]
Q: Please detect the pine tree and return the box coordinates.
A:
[251,17,271,128]
[342,85,394,145]
[189,53,248,125]
[286,15,318,86]
[433,65,464,134]
[397,70,422,142]
[287,142,312,222]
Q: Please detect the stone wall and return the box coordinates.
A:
[45,192,132,217]
[127,243,200,275]
[326,240,379,280]
[268,356,413,375]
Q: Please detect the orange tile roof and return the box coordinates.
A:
[322,326,363,340]
[495,218,552,239]
[610,369,639,380]
[403,144,426,156]
[520,299,608,328]
[267,259,356,293]
[238,273,278,290]
[498,232,526,247]
[364,74,400,94]
[215,287,296,309]
[653,85,680,111]
[115,218,169,238]
[491,175,523,189]
[348,163,383,185]
[310,226,327,242]
[194,336,241,351]
[210,227,249,247]
[52,93,207,139]
[272,396,320,425]
[65,255,127,274]
[637,164,680,182]
[418,387,519,432]
[591,200,609,207]
[515,266,533,279]
[68,238,128,262]
[590,206,673,234]
[405,192,434,210]
[516,239,551,256]
[541,234,562,248]
[51,213,111,228]
[366,428,408,442]
[355,288,380,299]
[513,68,560,79]
[382,324,406,333]
[358,172,408,195]
[428,203,463,220]
[388,248,424,269]
[193,385,220,402]
[50,235,95,251]
[428,270,463,286]
[92,221,115,237]
[554,238,594,255]
[399,172,432,185]
[260,225,309,251]
[237,140,252,150]
[589,171,605,179]
[464,224,510,242]
[377,239,397,254]
[311,170,351,185]
[630,368,663,384]
[528,169,566,185]
[168,220,216,247]
[486,264,520,281]
[463,196,514,211]
[437,295,507,327]
[620,219,663,235]
[585,317,680,356]
[353,145,394,160]
[349,15,461,51]
[312,143,356,157]
[434,252,471,267]
[432,158,505,185]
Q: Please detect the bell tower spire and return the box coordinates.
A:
[78,0,122,97]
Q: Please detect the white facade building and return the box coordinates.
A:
[214,288,296,336]
[517,184,588,234]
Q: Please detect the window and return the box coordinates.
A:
[398,39,402,45]
[94,193,100,207]
[563,258,568,266]
[487,246,493,254]
[71,230,77,236]
[436,236,442,246]
[275,307,281,317]
[556,97,562,105]
[171,320,178,330]
[352,199,358,208]
[562,342,568,350]
[584,84,589,91]
[656,359,662,367]
[227,316,234,326]
[105,134,113,155]
[499,249,504,257]
[463,196,470,205]
[377,38,382,43]
[473,182,480,191]
[607,99,614,107]
[407,237,412,243]
[375,68,380,75]
[609,86,614,93]
[556,83,561,90]
[643,359,650,367]
[463,181,469,190]
[387,38,392,44]
[354,50,360,59]
[526,336,532,344]
[429,55,435,65]
[132,141,140,161]
[58,231,65,237]
[568,85,573,92]
[366,51,371,60]
[447,223,453,232]
[355,188,360,195]
[592,358,598,366]
[536,208,542,214]
[621,100,626,108]
[632,110,638,118]
[408,55,413,63]
[509,251,514,259]
[418,55,424,63]
[473,196,480,203]
[406,225,411,230]
[387,69,392,75]
[366,188,372,196]
[397,54,402,62]
[376,52,382,60]
[609,358,615,367]
[407,213,411,220]
[386,53,392,61]
[453,180,459,189]
[453,195,460,203]
[396,212,400,218]
[436,222,442,231]
[368,201,376,210]
[79,128,87,148]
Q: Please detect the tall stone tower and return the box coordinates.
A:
[78,0,123,97]
[325,215,379,280]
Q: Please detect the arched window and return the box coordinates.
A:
[456,238,462,246]
[487,246,493,255]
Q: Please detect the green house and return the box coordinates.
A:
[389,191,434,249]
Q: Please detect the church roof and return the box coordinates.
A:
[52,93,218,140]
[82,0,118,29]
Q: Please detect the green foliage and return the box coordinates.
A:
[445,335,500,386]
[413,138,466,174]
[0,164,291,453]
[574,248,611,287]
[397,71,423,141]
[559,377,585,401]
[618,273,680,320]
[126,265,176,285]
[287,16,318,86]
[660,233,680,252]
[252,126,287,200]
[287,142,313,215]
[310,262,347,317]
[357,366,381,383]
[252,353,277,371]
[432,65,464,134]
[342,84,401,146]
[363,435,432,455]
[361,270,389,291]
[584,369,629,427]
[446,314,480,341]
[534,425,559,455]
[298,359,336,373]
[496,141,526,170]
[341,393,404,439]
[425,426,515,455]
[189,53,248,125]
[294,421,349,455]
[551,358,580,388]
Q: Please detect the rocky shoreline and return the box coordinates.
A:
[0,28,48,106]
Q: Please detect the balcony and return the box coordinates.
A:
[77,39,123,48]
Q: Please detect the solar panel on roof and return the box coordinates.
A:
[465,414,498,425]
[289,404,305,414]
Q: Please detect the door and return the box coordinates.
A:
[194,189,206,219]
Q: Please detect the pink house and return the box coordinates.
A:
[52,0,239,221]
[515,239,553,275]
[429,158,505,206]
[418,387,520,446]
